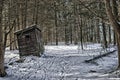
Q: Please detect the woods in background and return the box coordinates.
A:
[2,0,119,48]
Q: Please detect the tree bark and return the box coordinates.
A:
[0,0,7,77]
[102,21,108,48]
[104,0,120,68]
[54,1,58,45]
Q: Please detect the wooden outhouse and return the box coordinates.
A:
[15,25,44,57]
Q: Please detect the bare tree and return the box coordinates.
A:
[104,0,120,68]
[0,0,7,77]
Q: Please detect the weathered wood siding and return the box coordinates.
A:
[15,25,44,57]
[17,30,38,56]
[35,29,44,55]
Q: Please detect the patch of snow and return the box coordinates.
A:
[0,43,118,80]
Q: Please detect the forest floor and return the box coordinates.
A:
[0,43,119,80]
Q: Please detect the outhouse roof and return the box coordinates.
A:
[14,24,41,35]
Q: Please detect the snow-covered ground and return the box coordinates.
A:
[0,43,119,80]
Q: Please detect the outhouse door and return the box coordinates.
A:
[25,34,32,55]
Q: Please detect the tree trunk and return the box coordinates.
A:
[102,21,108,48]
[53,1,59,45]
[96,19,100,43]
[108,25,111,44]
[104,0,120,68]
[78,15,83,50]
[0,0,7,77]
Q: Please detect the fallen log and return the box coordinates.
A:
[84,50,117,63]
